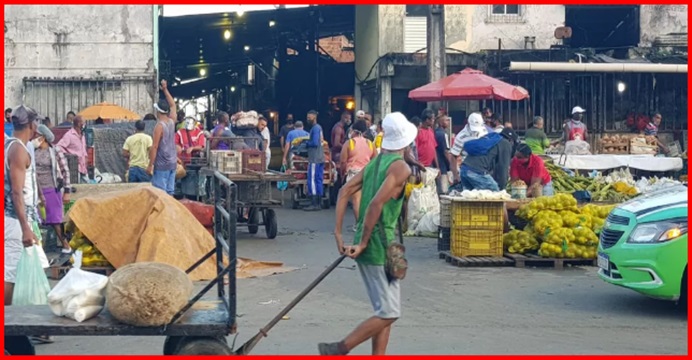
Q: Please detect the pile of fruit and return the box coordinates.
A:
[503,230,539,254]
[506,194,615,259]
[544,162,639,202]
[66,223,111,267]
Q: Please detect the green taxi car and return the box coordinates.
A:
[598,185,688,304]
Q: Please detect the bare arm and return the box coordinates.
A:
[282,141,291,165]
[8,144,35,245]
[161,81,176,117]
[358,161,411,251]
[339,145,349,176]
[335,169,364,235]
[148,123,163,173]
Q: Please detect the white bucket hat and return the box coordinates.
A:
[571,106,586,114]
[467,112,486,133]
[381,112,418,151]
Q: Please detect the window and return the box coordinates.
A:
[406,5,428,17]
[491,5,519,15]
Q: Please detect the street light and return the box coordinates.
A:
[230,86,236,92]
[244,45,250,52]
[200,68,207,77]
[269,20,276,27]
[617,81,626,93]
[223,29,231,40]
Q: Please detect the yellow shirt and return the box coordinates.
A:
[123,132,153,169]
[374,132,383,150]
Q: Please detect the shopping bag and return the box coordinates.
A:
[277,165,289,191]
[47,250,108,318]
[12,245,51,306]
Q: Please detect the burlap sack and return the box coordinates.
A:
[107,262,193,327]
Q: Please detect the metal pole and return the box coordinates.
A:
[426,5,446,112]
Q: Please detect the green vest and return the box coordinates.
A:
[353,153,405,265]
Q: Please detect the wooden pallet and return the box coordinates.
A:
[439,251,514,267]
[47,265,115,280]
[504,253,596,270]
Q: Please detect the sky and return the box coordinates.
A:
[163,5,309,17]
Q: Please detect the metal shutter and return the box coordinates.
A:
[404,17,427,53]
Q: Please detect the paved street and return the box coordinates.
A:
[38,202,687,355]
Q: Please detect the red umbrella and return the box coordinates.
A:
[408,68,529,102]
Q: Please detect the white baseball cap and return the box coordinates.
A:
[381,112,418,151]
[571,106,586,114]
[467,112,486,133]
[356,110,365,117]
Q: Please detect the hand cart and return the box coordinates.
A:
[288,155,337,210]
[5,171,238,355]
[6,171,347,355]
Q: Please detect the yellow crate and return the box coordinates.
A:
[451,200,504,230]
[451,228,503,257]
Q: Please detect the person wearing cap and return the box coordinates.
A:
[56,114,88,183]
[5,108,13,136]
[4,105,51,307]
[279,113,295,151]
[282,121,310,167]
[147,79,179,195]
[324,112,416,355]
[563,106,588,142]
[330,111,352,165]
[304,110,326,211]
[458,127,514,191]
[175,117,206,165]
[339,120,377,226]
[449,112,489,183]
[33,124,72,253]
[510,144,554,197]
[123,120,154,183]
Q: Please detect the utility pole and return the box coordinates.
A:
[426,5,446,112]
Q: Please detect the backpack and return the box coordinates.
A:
[463,132,503,156]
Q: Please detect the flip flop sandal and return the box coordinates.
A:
[30,336,54,344]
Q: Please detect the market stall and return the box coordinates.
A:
[547,154,683,172]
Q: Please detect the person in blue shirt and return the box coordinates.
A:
[304,110,325,211]
[4,108,14,136]
[282,121,310,167]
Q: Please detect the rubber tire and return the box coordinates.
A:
[173,337,233,355]
[248,208,259,234]
[680,267,687,310]
[163,336,186,355]
[292,191,300,210]
[265,209,278,239]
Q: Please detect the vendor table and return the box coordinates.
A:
[548,154,683,172]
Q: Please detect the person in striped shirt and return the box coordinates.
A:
[643,113,669,154]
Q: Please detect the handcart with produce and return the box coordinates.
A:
[201,120,294,239]
[5,171,348,356]
[285,137,338,210]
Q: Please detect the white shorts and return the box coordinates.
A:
[5,216,49,283]
[358,264,401,319]
[346,168,362,183]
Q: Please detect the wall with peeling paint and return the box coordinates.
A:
[4,5,156,120]
[639,5,688,47]
[363,5,564,57]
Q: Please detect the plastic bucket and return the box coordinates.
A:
[511,185,527,199]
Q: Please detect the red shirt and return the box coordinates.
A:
[510,154,551,186]
[175,128,206,163]
[415,127,438,167]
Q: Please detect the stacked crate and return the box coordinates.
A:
[241,149,266,173]
[438,196,452,252]
[450,200,505,258]
[210,150,243,175]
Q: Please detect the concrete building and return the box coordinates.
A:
[4,5,158,123]
[354,5,566,121]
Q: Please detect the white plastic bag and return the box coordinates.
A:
[71,305,104,323]
[414,211,440,236]
[407,168,441,230]
[47,251,108,321]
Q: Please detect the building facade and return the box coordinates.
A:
[4,5,158,123]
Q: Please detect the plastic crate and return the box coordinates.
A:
[438,226,450,252]
[241,150,266,173]
[451,200,504,230]
[237,181,271,203]
[210,150,243,175]
[439,197,452,228]
[451,228,503,257]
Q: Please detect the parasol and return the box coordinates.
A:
[408,68,529,102]
[78,102,141,121]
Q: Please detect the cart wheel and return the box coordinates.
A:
[292,190,300,209]
[163,336,186,355]
[248,208,259,234]
[173,336,233,355]
[265,209,278,239]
